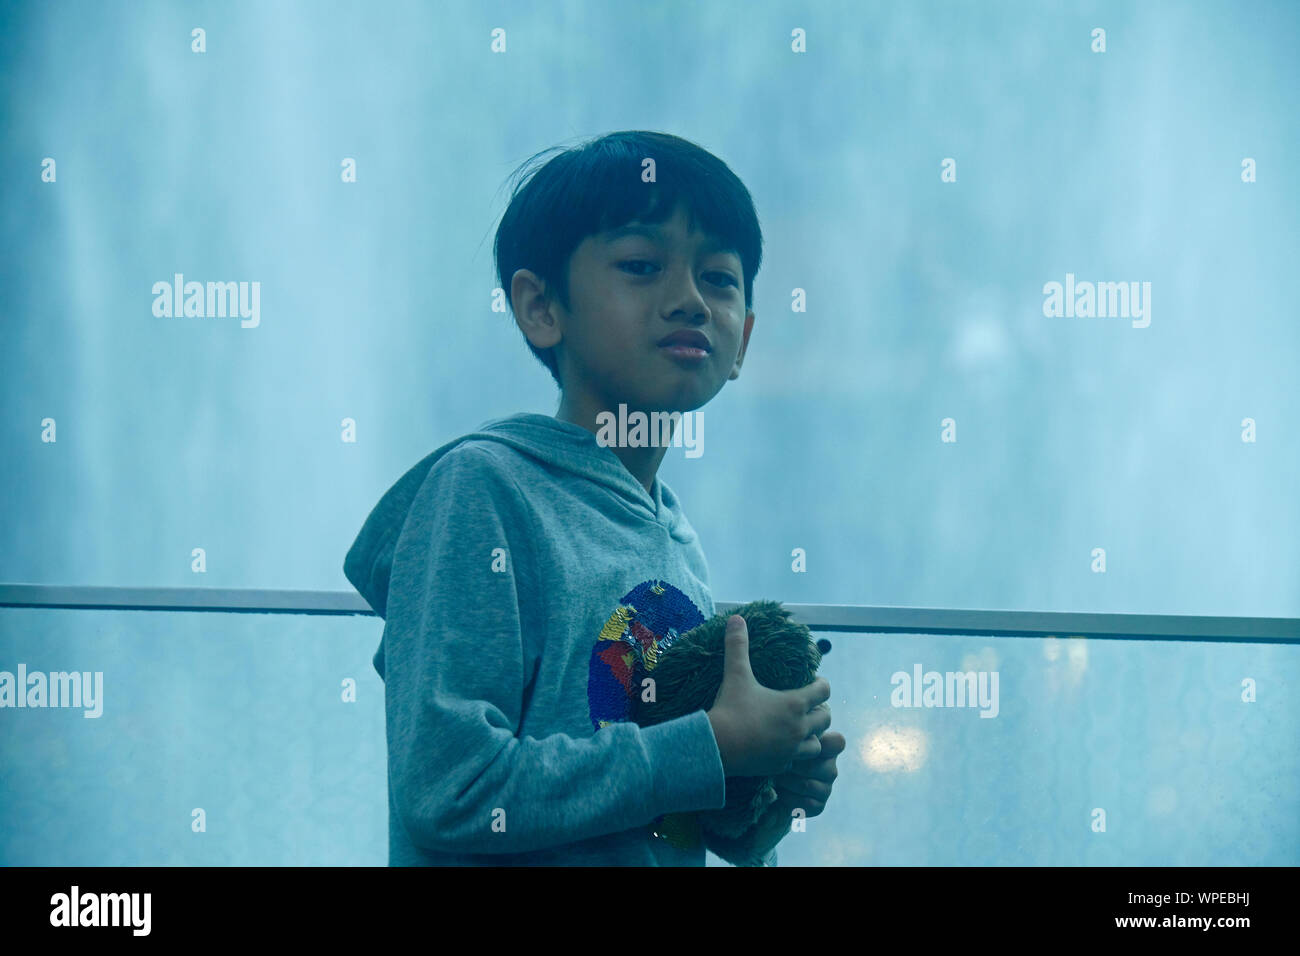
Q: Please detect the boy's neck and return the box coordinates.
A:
[555,394,669,498]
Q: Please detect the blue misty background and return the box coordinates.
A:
[1,0,1296,865]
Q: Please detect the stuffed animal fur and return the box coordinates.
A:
[631,599,824,866]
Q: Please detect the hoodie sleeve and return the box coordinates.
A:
[384,444,726,855]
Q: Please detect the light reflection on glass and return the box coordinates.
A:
[860,724,929,773]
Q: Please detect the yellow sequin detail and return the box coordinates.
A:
[598,604,635,642]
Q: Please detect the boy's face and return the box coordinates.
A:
[514,199,754,415]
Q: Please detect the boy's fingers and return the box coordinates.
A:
[801,676,831,709]
[787,754,839,783]
[818,706,832,735]
[788,730,846,777]
[775,772,833,800]
[794,735,823,761]
[818,730,847,756]
[723,615,755,681]
[804,705,832,739]
[774,785,828,817]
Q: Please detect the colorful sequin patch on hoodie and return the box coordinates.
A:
[587,579,708,851]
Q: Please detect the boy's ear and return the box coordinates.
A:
[511,268,563,350]
[728,309,755,381]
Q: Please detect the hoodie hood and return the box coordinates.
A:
[344,412,700,619]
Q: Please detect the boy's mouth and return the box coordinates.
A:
[660,344,710,363]
[657,330,712,353]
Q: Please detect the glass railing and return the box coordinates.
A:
[2,585,1297,865]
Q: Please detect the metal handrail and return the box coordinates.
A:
[2,584,1297,644]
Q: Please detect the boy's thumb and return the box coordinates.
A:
[722,615,754,680]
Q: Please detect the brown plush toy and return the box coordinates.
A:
[631,599,826,866]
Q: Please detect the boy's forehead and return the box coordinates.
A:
[600,221,738,257]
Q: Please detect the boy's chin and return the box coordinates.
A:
[643,381,722,414]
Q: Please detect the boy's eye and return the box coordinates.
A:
[618,260,738,288]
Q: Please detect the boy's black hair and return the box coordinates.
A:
[493,131,763,390]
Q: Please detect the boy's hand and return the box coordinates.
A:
[732,726,844,865]
[706,615,832,777]
[772,728,845,818]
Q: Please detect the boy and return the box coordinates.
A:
[344,131,844,866]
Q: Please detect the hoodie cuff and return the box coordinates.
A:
[642,709,726,815]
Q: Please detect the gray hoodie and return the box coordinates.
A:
[343,412,731,865]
